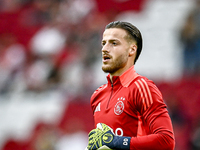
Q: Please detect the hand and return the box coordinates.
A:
[87,123,131,150]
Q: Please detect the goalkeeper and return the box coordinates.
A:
[87,21,175,150]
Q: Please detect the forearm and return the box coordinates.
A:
[130,133,175,150]
[130,113,175,150]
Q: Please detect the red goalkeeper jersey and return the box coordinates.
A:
[90,66,175,150]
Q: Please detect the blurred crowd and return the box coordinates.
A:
[0,0,200,150]
[0,0,108,149]
[0,0,109,99]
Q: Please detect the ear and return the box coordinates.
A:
[129,44,137,57]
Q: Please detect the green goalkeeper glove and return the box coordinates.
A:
[87,123,131,150]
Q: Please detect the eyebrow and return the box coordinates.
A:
[102,39,120,43]
[102,39,119,46]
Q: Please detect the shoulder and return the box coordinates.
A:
[132,76,165,114]
[133,76,159,92]
[91,84,107,98]
[132,76,163,103]
[90,84,107,110]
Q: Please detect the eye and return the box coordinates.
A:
[112,42,117,45]
[102,41,106,46]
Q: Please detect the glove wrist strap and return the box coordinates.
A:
[113,136,131,150]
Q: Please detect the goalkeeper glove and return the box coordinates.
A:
[87,123,131,150]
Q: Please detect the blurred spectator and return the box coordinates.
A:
[180,0,200,76]
[19,0,58,28]
[24,24,66,92]
[0,33,26,94]
[24,54,54,92]
[29,26,66,56]
[57,0,95,26]
[0,0,55,49]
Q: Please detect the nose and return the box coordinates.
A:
[101,43,109,53]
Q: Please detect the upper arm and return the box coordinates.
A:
[130,78,175,150]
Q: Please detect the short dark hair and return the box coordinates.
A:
[105,21,143,64]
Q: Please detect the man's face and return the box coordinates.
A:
[101,28,132,75]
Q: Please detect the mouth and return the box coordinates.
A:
[102,55,111,62]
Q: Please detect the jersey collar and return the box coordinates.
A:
[107,65,139,87]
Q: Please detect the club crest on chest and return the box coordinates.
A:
[114,97,125,115]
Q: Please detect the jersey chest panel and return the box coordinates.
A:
[93,85,139,137]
